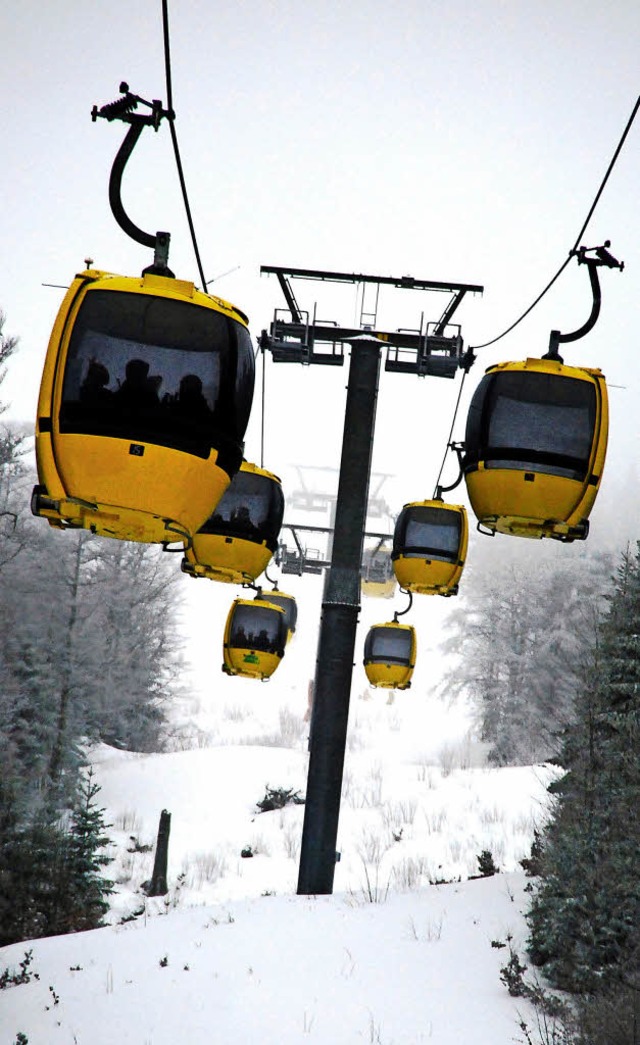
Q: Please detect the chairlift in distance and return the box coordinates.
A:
[392,500,468,595]
[462,243,620,541]
[222,597,288,680]
[181,462,284,583]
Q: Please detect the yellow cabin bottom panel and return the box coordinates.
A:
[361,579,397,599]
[39,433,231,544]
[393,558,462,596]
[223,647,283,680]
[466,468,597,539]
[184,536,272,584]
[364,663,414,690]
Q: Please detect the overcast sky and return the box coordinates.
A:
[3,1,639,453]
[2,2,639,628]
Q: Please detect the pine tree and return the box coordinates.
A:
[63,769,114,932]
[0,772,113,944]
[526,543,640,993]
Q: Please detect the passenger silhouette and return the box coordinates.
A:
[175,374,212,420]
[232,625,248,647]
[116,359,160,409]
[230,504,255,536]
[256,628,270,651]
[80,361,112,405]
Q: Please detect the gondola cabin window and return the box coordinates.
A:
[59,290,254,459]
[229,603,286,656]
[200,468,284,544]
[395,506,462,563]
[257,593,298,634]
[364,626,413,664]
[465,370,597,481]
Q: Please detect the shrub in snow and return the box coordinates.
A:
[255,786,305,812]
[0,951,38,990]
[519,829,544,877]
[477,849,499,877]
[500,947,529,997]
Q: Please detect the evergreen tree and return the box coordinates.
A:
[63,769,114,932]
[0,772,113,945]
[441,540,613,765]
[527,543,640,993]
[0,310,182,942]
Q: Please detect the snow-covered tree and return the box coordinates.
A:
[527,542,640,993]
[440,539,613,765]
[0,320,180,773]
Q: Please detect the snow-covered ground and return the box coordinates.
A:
[0,676,561,1044]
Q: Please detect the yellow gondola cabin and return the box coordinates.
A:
[181,462,284,583]
[392,500,468,595]
[32,267,255,545]
[222,597,287,680]
[361,544,397,599]
[363,621,416,690]
[463,357,608,541]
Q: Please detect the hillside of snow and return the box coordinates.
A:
[0,675,560,1044]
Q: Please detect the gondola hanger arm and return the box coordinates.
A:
[92,82,174,274]
[393,589,413,622]
[433,442,465,500]
[544,241,624,362]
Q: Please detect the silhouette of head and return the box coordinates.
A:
[85,361,109,387]
[125,359,150,384]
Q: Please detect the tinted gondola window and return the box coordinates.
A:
[229,604,285,654]
[465,372,596,480]
[259,594,297,633]
[394,507,461,562]
[60,290,255,458]
[200,470,284,548]
[234,325,256,440]
[364,627,412,664]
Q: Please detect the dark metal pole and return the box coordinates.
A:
[297,336,382,895]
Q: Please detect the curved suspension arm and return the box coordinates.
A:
[108,121,157,249]
[544,242,623,361]
[263,564,279,588]
[92,83,173,271]
[393,589,413,621]
[434,442,466,499]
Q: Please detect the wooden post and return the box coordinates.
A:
[146,809,171,896]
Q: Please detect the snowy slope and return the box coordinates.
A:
[0,686,560,1044]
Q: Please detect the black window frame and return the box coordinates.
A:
[464,370,597,482]
[58,289,255,463]
[364,626,413,665]
[229,603,287,655]
[199,469,284,550]
[392,505,462,563]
